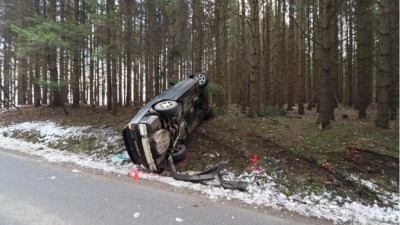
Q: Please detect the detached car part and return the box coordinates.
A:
[122,73,246,190]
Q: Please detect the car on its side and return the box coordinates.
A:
[122,72,210,172]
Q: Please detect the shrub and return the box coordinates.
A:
[257,105,287,117]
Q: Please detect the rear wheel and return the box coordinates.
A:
[153,100,179,118]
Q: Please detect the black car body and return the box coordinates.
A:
[122,73,209,172]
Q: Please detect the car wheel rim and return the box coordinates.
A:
[195,74,206,86]
[157,101,175,109]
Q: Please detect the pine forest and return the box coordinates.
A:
[0,0,398,129]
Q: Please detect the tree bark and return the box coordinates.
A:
[389,0,399,120]
[192,0,203,72]
[17,58,27,105]
[215,0,227,108]
[106,0,112,110]
[27,59,33,104]
[356,0,374,119]
[124,0,134,106]
[247,0,261,118]
[72,0,80,107]
[277,0,286,107]
[318,0,336,129]
[48,0,62,106]
[262,2,271,106]
[239,0,248,112]
[287,0,295,111]
[346,3,354,106]
[166,1,178,83]
[109,0,118,115]
[2,36,11,108]
[296,0,305,115]
[375,0,391,129]
[329,6,338,120]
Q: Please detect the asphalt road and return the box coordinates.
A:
[0,148,319,225]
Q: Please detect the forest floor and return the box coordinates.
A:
[0,103,398,214]
[185,105,399,206]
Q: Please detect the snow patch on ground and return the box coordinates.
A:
[2,121,121,156]
[0,121,398,225]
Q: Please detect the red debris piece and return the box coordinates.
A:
[320,162,333,173]
[348,146,366,159]
[129,168,140,180]
[245,154,262,173]
[349,146,366,154]
[252,154,259,163]
[133,172,140,180]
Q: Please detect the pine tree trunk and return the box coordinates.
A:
[109,0,118,115]
[239,0,248,112]
[48,0,62,106]
[287,0,295,111]
[389,0,399,120]
[329,8,338,120]
[59,0,67,104]
[27,59,33,105]
[89,32,94,106]
[2,37,11,108]
[318,0,335,129]
[192,0,203,72]
[41,57,48,105]
[117,1,123,106]
[106,0,112,110]
[17,58,27,105]
[247,0,260,118]
[262,2,271,106]
[124,0,133,106]
[215,1,227,108]
[346,3,354,106]
[33,53,41,107]
[296,0,305,115]
[166,1,177,83]
[138,10,144,103]
[277,0,286,107]
[309,2,319,111]
[356,0,373,119]
[71,0,80,108]
[375,0,391,129]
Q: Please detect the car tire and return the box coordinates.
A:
[171,144,187,163]
[153,100,179,118]
[194,73,208,88]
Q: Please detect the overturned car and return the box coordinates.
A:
[122,72,246,190]
[123,72,210,172]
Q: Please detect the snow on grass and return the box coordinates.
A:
[2,121,120,155]
[350,174,399,207]
[0,121,398,225]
